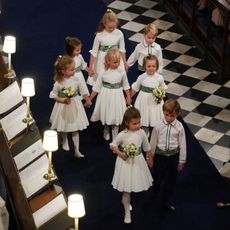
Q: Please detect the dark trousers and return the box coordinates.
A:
[153,153,179,203]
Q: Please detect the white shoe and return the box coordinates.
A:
[124,212,131,224]
[129,204,132,211]
[62,142,70,151]
[74,151,85,158]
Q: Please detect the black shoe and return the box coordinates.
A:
[162,202,176,212]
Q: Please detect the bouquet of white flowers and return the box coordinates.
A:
[122,143,139,158]
[152,85,165,104]
[60,87,77,98]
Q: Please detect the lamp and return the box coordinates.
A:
[3,35,16,79]
[21,78,35,128]
[42,130,58,181]
[68,194,85,230]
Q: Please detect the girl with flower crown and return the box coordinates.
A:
[131,55,167,137]
[90,48,131,141]
[110,106,153,224]
[49,55,91,158]
[87,9,128,86]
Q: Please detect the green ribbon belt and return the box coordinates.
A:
[155,146,179,156]
[99,44,118,52]
[140,85,153,93]
[102,81,121,89]
[75,66,81,73]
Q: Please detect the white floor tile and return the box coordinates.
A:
[157,31,182,41]
[152,19,174,31]
[142,9,165,19]
[162,69,180,82]
[224,80,230,88]
[164,42,192,54]
[135,0,157,9]
[174,54,201,66]
[204,95,230,108]
[163,58,171,68]
[207,145,230,162]
[192,81,221,94]
[117,11,138,21]
[183,112,212,127]
[183,67,211,80]
[166,82,189,96]
[121,21,145,32]
[195,128,223,144]
[128,33,143,43]
[108,1,131,10]
[177,97,201,111]
[215,109,230,123]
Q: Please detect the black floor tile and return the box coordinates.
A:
[216,135,230,149]
[203,73,228,85]
[194,60,213,72]
[176,36,194,46]
[125,5,147,14]
[165,93,179,100]
[155,38,171,48]
[173,75,200,87]
[204,118,230,134]
[159,13,175,22]
[193,103,222,117]
[122,29,136,38]
[133,15,156,24]
[184,47,203,58]
[118,18,129,27]
[214,87,230,99]
[164,61,190,73]
[183,88,210,101]
[186,123,201,134]
[180,109,190,118]
[162,49,181,60]
[167,25,184,35]
[198,140,214,153]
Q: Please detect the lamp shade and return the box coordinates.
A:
[3,36,16,54]
[21,78,35,97]
[42,130,58,152]
[68,194,85,218]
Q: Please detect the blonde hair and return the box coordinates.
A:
[163,99,181,115]
[97,9,118,33]
[104,48,121,70]
[143,23,158,37]
[54,55,74,83]
[142,54,159,71]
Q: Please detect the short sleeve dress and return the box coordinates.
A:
[49,76,89,132]
[110,129,153,192]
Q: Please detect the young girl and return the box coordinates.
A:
[110,106,153,224]
[65,36,89,98]
[127,23,163,75]
[49,55,91,158]
[90,48,131,141]
[131,55,166,137]
[87,9,128,86]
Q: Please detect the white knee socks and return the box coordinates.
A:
[61,132,69,151]
[122,192,131,224]
[112,125,119,141]
[72,132,84,158]
[103,125,110,140]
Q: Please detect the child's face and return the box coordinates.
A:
[163,111,178,124]
[73,45,81,57]
[144,32,156,46]
[64,62,75,78]
[110,58,120,69]
[104,20,117,33]
[127,118,141,131]
[145,59,157,75]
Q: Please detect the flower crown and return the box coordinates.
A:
[106,8,113,14]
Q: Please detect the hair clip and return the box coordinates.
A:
[106,8,113,13]
[127,104,133,109]
[58,55,62,59]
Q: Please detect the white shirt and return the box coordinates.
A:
[127,39,163,73]
[150,118,187,163]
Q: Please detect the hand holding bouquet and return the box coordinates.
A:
[152,85,165,104]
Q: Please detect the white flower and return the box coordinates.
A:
[60,87,77,98]
[152,85,165,104]
[123,143,138,158]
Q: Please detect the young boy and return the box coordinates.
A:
[150,98,186,211]
[127,23,163,75]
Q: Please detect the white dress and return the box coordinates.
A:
[110,129,153,192]
[49,77,89,132]
[91,68,130,126]
[88,29,126,85]
[132,72,166,127]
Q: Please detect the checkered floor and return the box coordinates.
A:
[104,0,230,169]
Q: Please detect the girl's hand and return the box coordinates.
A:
[147,158,153,168]
[126,96,132,105]
[124,62,129,73]
[63,98,71,104]
[119,151,128,161]
[84,100,92,108]
[177,162,185,171]
[88,67,94,76]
